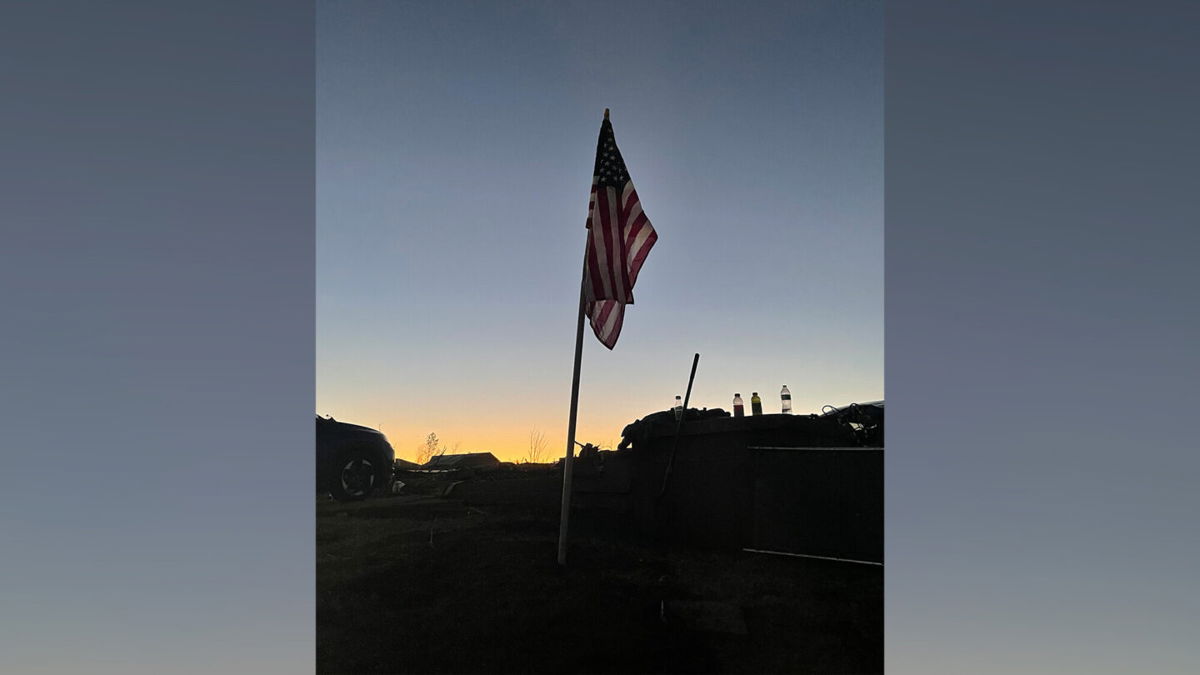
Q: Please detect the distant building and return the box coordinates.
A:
[420,452,501,472]
[393,458,423,471]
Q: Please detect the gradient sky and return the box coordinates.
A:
[317,0,882,462]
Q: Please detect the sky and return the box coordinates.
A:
[317,0,882,463]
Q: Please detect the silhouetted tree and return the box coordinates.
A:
[524,429,548,464]
[416,432,441,465]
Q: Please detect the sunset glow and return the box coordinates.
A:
[317,1,882,464]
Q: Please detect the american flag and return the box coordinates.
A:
[583,115,657,349]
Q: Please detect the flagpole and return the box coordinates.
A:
[557,107,609,566]
[557,256,588,566]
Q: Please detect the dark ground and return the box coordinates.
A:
[317,480,882,674]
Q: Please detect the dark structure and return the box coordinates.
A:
[421,452,501,472]
[393,457,423,471]
[618,403,884,562]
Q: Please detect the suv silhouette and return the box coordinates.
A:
[316,416,395,501]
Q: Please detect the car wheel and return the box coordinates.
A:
[330,449,378,502]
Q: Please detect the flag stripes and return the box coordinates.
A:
[581,117,657,349]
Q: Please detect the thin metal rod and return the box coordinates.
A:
[556,257,588,566]
[682,352,699,410]
[742,548,884,567]
[657,353,700,499]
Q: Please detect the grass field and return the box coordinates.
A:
[317,482,882,674]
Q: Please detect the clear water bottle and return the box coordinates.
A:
[673,395,683,420]
[781,385,792,414]
[751,392,763,416]
[732,393,744,417]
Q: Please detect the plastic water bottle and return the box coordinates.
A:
[732,393,744,417]
[781,385,792,414]
[673,395,683,420]
[751,392,763,416]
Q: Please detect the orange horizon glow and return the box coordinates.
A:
[318,0,882,474]
[317,387,882,465]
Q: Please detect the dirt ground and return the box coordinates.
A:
[317,484,882,674]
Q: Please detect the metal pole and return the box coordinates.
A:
[681,352,700,410]
[556,261,588,566]
[558,107,610,565]
[658,353,700,498]
[741,548,883,567]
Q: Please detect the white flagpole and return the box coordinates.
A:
[556,257,587,566]
[557,107,609,566]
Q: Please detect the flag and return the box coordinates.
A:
[583,115,658,349]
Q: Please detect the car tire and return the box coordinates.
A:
[329,448,380,502]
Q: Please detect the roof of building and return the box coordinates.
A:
[421,452,501,470]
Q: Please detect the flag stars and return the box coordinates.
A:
[594,129,631,186]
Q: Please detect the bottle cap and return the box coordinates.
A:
[734,393,740,397]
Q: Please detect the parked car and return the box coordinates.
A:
[316,416,395,501]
